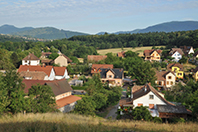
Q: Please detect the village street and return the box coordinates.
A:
[105,86,127,119]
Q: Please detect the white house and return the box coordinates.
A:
[22,53,40,66]
[119,83,191,118]
[169,48,184,62]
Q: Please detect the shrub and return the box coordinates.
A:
[153,117,162,123]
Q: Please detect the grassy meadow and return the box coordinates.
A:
[0,113,197,132]
[97,46,165,56]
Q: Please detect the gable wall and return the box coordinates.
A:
[54,56,68,67]
[165,72,176,87]
[133,91,166,109]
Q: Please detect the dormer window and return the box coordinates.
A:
[109,75,112,78]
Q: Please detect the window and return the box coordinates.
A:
[171,81,173,85]
[109,75,112,78]
[159,81,162,85]
[167,81,169,85]
[149,95,154,99]
[138,103,143,106]
[168,76,172,79]
[149,104,154,109]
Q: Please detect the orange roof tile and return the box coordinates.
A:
[53,67,67,76]
[18,65,53,76]
[56,95,81,109]
[91,64,113,74]
[87,55,107,62]
[117,51,125,57]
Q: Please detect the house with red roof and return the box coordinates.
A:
[18,65,70,80]
[91,64,113,75]
[119,83,191,119]
[117,51,125,58]
[22,53,40,66]
[22,79,81,113]
[143,49,162,61]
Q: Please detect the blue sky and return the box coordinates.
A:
[0,0,198,34]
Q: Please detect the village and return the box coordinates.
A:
[10,45,198,123]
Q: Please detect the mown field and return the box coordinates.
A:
[97,46,165,56]
[0,113,197,132]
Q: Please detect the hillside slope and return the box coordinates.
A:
[0,113,197,132]
[0,24,33,34]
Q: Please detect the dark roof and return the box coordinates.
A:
[167,63,184,71]
[62,54,72,63]
[100,68,123,79]
[180,46,193,55]
[22,79,73,96]
[157,104,191,114]
[193,66,198,73]
[46,79,73,96]
[22,53,39,60]
[193,51,198,57]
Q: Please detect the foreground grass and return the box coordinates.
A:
[97,46,165,56]
[0,113,197,132]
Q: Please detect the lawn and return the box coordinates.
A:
[97,46,165,56]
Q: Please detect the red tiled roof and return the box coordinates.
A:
[91,64,113,74]
[19,71,47,80]
[117,51,125,57]
[56,95,81,109]
[22,53,39,60]
[144,49,162,57]
[18,65,53,76]
[88,55,107,62]
[53,67,67,76]
[167,63,183,71]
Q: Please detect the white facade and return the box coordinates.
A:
[58,102,77,113]
[55,69,70,80]
[133,91,166,110]
[22,60,40,66]
[165,72,176,88]
[48,68,56,80]
[188,47,194,54]
[171,51,182,62]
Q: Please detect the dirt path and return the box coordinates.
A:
[105,89,126,119]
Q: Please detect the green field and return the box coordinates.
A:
[97,46,165,56]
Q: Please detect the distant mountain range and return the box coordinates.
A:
[1,21,198,40]
[97,21,198,35]
[0,25,89,40]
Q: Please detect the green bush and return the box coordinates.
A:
[153,117,162,123]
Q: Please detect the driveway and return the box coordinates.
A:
[105,88,126,119]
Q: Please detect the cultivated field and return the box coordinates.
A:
[0,113,197,132]
[97,46,165,56]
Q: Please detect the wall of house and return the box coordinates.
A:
[150,51,160,61]
[165,72,175,88]
[22,60,40,66]
[54,56,68,67]
[55,91,72,100]
[106,70,115,79]
[155,80,165,86]
[189,48,194,54]
[172,51,182,62]
[133,91,166,109]
[58,102,77,113]
[194,72,198,81]
[48,68,55,80]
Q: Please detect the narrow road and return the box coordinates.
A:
[105,88,127,119]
